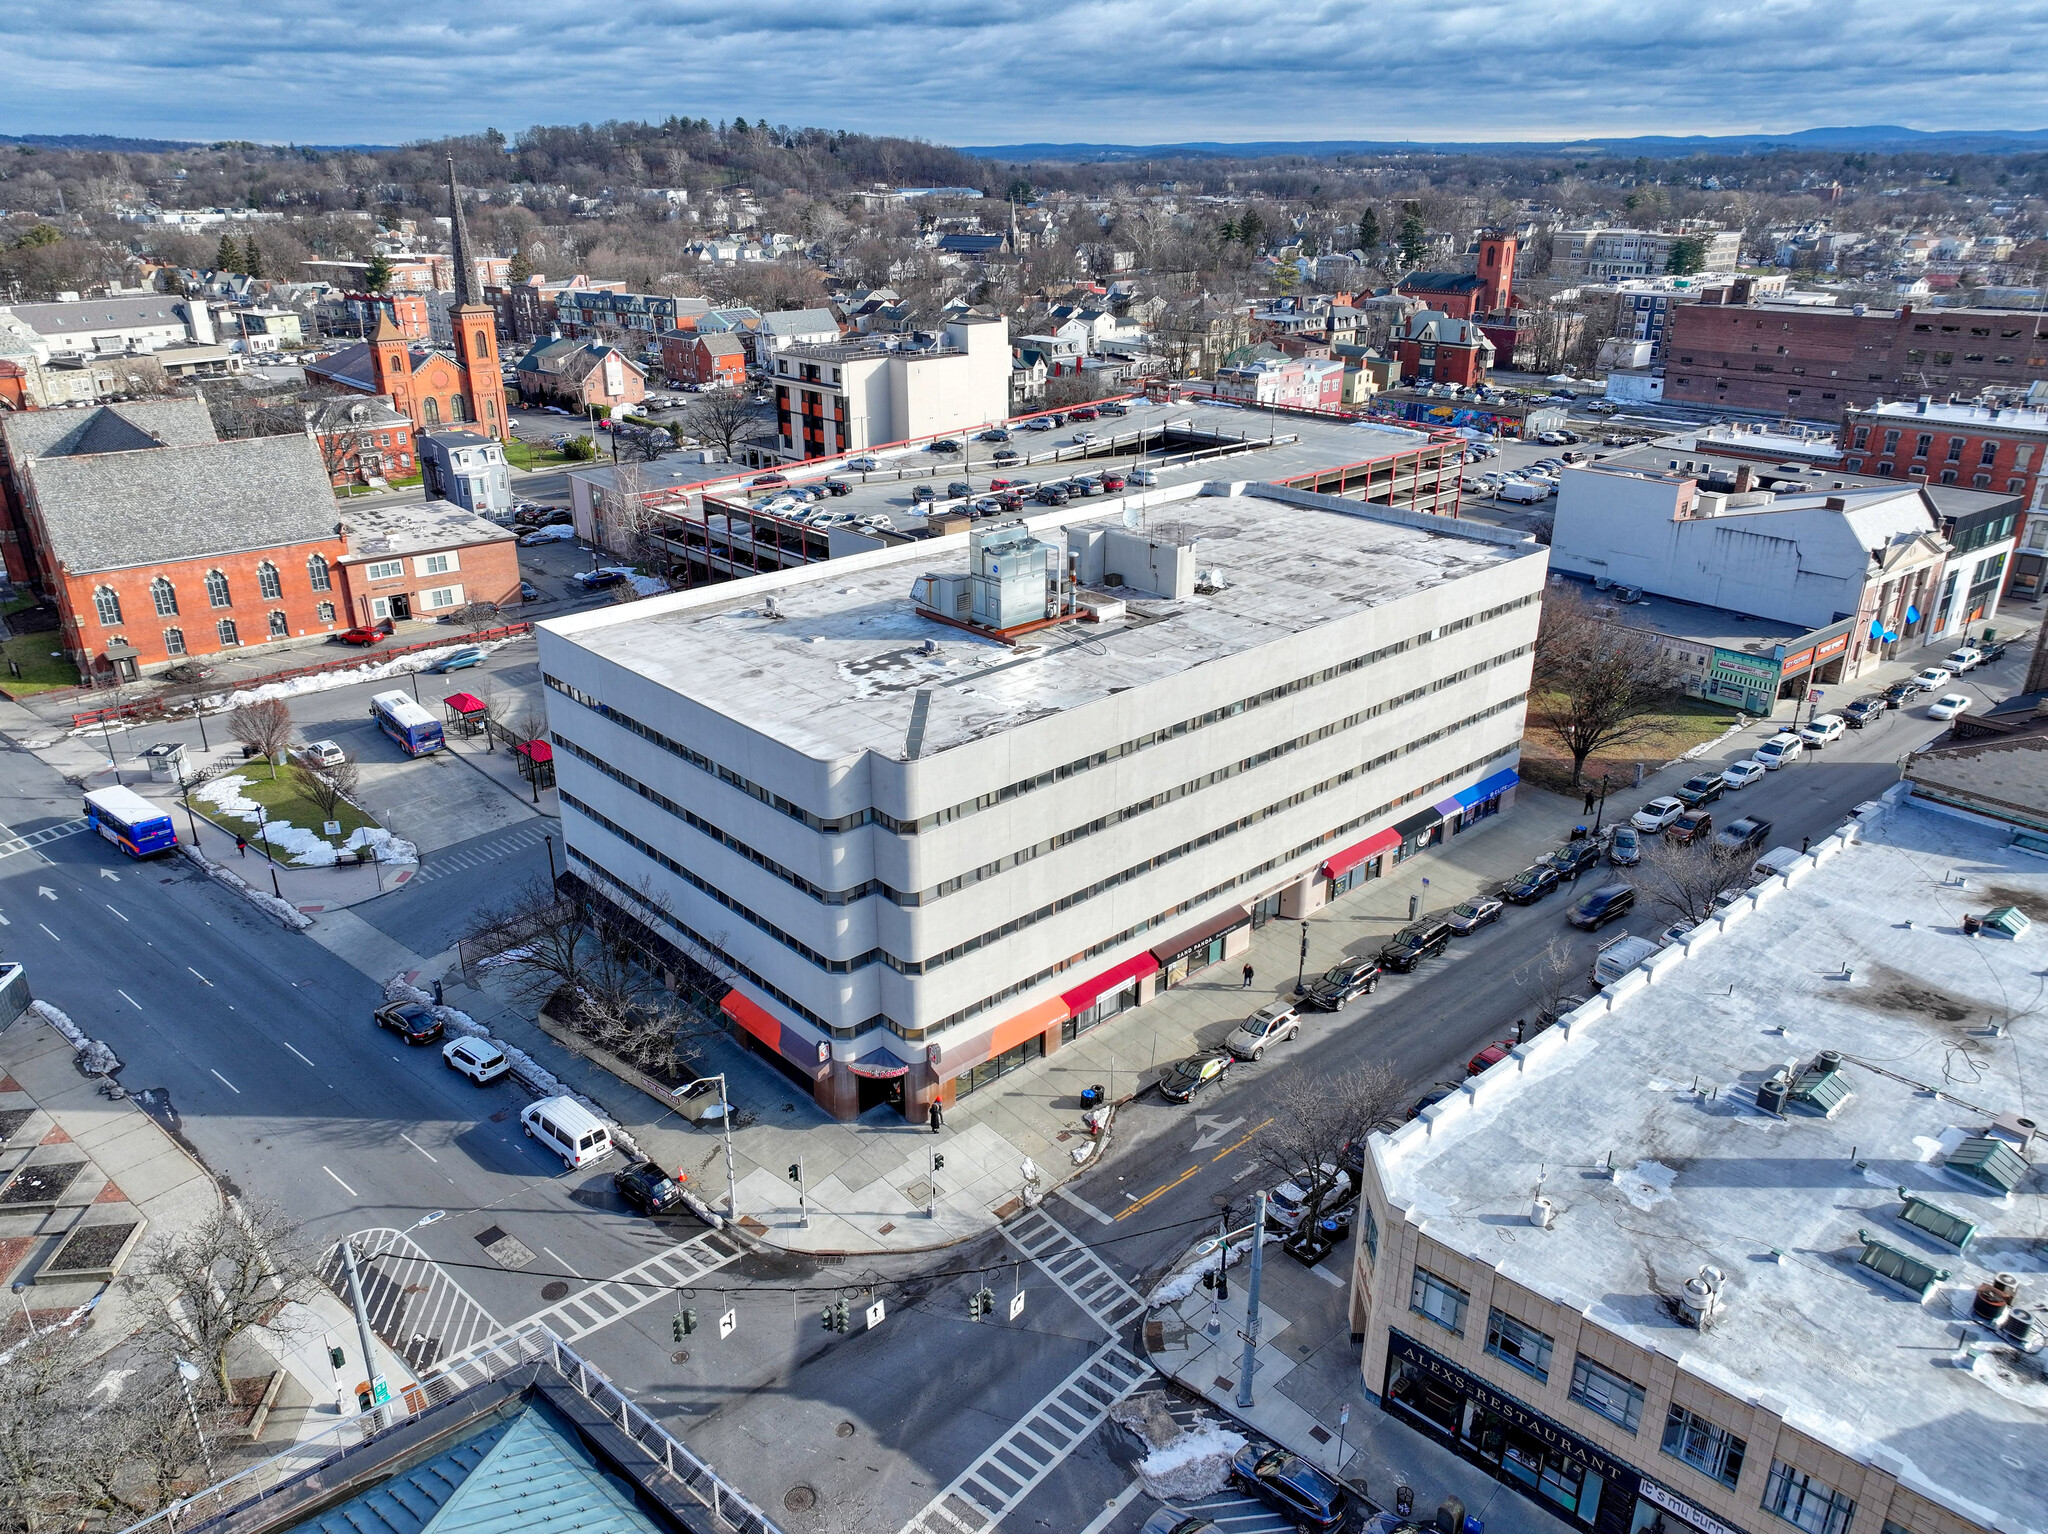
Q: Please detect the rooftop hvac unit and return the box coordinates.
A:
[1755,1067,1792,1116]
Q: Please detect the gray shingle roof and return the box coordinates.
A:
[25,432,339,575]
[5,297,195,337]
[1,399,216,463]
[758,308,839,337]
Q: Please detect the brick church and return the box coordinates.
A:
[307,159,508,440]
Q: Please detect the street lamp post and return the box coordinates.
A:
[174,1358,216,1482]
[1590,775,1612,835]
[1293,920,1310,996]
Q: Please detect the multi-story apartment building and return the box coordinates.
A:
[1552,226,1743,280]
[770,316,1011,459]
[1356,799,2047,1534]
[1665,303,2048,421]
[1210,355,1344,410]
[538,483,1543,1121]
[553,289,700,346]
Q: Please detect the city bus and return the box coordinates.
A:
[82,785,178,858]
[369,690,445,757]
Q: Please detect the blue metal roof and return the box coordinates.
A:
[301,1418,513,1534]
[418,1406,664,1534]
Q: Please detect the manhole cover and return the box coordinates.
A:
[672,1349,690,1364]
[541,1281,570,1301]
[784,1486,817,1514]
[836,1421,856,1438]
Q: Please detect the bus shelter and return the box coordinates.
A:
[442,692,488,739]
[514,738,555,789]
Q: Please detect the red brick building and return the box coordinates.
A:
[658,330,746,388]
[1396,231,1516,322]
[1666,302,2048,420]
[1393,310,1494,387]
[0,399,348,678]
[304,396,416,488]
[334,500,522,626]
[513,338,646,412]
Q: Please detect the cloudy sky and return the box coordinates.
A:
[2,0,2039,147]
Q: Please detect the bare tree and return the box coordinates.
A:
[1531,588,1683,787]
[131,1199,320,1399]
[226,698,293,780]
[1248,1060,1405,1195]
[299,756,360,823]
[681,387,767,460]
[1632,835,1754,926]
[1516,935,1588,1032]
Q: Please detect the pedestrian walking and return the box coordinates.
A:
[1583,788,1597,814]
[928,1098,943,1134]
[1241,962,1255,990]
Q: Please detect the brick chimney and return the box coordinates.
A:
[1733,464,1754,494]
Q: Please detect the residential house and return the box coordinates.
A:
[1393,310,1495,387]
[658,330,747,389]
[303,396,416,489]
[418,430,512,516]
[1210,355,1344,411]
[335,499,522,627]
[513,338,647,414]
[750,308,841,366]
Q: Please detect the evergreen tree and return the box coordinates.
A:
[1398,206,1427,266]
[1664,235,1707,276]
[363,252,393,292]
[1358,208,1381,251]
[216,233,244,274]
[507,248,534,284]
[242,236,263,278]
[1237,209,1263,249]
[1218,217,1239,245]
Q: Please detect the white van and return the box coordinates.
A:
[1498,481,1548,504]
[521,1096,615,1169]
[1753,845,1805,881]
[1592,932,1660,987]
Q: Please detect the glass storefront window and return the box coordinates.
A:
[956,1035,1045,1098]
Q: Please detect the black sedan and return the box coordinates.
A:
[1158,1050,1232,1103]
[1715,815,1774,853]
[1674,773,1724,807]
[927,438,962,454]
[1502,863,1561,904]
[1548,840,1602,878]
[1566,882,1636,930]
[1230,1443,1349,1532]
[1300,958,1381,1011]
[1447,895,1503,934]
[373,1001,444,1045]
[613,1161,688,1216]
[1883,680,1923,707]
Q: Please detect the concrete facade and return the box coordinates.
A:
[538,483,1544,1121]
[771,316,1012,459]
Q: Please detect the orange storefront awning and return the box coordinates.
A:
[720,989,781,1049]
[987,996,1069,1058]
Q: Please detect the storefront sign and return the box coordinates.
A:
[1638,1479,1749,1534]
[1387,1331,1639,1486]
[1779,646,1815,676]
[1813,632,1849,662]
[1709,649,1779,684]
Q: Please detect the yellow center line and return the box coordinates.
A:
[1116,1164,1200,1220]
[1212,1116,1275,1162]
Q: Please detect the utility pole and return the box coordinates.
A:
[709,1073,738,1221]
[1293,920,1310,995]
[1236,1189,1267,1409]
[340,1241,387,1433]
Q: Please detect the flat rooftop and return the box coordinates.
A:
[342,498,514,560]
[1574,581,1809,653]
[544,481,1535,763]
[1377,799,2048,1534]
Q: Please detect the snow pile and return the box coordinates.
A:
[1145,1227,1279,1310]
[1136,1425,1246,1500]
[195,774,415,867]
[30,999,121,1077]
[178,844,314,930]
[205,640,516,710]
[382,977,643,1161]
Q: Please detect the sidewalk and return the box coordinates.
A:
[1144,1236,1563,1534]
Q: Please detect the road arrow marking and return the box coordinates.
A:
[1191,1113,1247,1151]
[35,888,55,901]
[98,869,119,881]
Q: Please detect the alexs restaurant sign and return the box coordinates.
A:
[1387,1331,1639,1486]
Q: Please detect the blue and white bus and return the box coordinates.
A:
[369,690,445,757]
[82,785,177,858]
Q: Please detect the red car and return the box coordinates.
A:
[1466,1039,1516,1076]
[1100,472,1127,491]
[751,472,789,488]
[1070,406,1098,420]
[336,627,385,646]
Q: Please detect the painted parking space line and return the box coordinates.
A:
[324,1166,359,1197]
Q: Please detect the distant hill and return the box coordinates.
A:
[962,125,2048,162]
[0,132,207,152]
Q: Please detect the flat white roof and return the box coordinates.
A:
[341,498,512,560]
[1860,399,2048,433]
[1377,797,2048,1534]
[544,482,1535,763]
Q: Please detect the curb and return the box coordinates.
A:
[179,844,314,930]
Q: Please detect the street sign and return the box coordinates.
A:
[1008,1290,1025,1321]
[719,1308,737,1340]
[864,1299,886,1330]
[370,1376,391,1405]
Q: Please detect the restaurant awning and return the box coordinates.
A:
[1324,827,1401,879]
[1452,767,1519,809]
[1149,905,1250,966]
[720,989,780,1050]
[1060,951,1160,1014]
[1393,807,1442,841]
[846,1047,915,1079]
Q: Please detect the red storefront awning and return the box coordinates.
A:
[1324,827,1401,879]
[1059,951,1160,1014]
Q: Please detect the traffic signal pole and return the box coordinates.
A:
[787,1157,808,1229]
[1237,1190,1268,1410]
[340,1241,387,1433]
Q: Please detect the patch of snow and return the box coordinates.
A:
[31,999,121,1076]
[178,844,314,930]
[1145,1227,1279,1309]
[1137,1424,1245,1500]
[195,773,414,866]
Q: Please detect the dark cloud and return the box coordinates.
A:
[2,0,2039,146]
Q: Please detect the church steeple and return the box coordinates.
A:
[447,155,479,307]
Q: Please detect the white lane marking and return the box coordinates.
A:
[282,1041,317,1068]
[399,1132,439,1164]
[116,989,141,1010]
[323,1166,359,1197]
[1054,1185,1114,1226]
[210,1068,240,1094]
[37,924,59,941]
[1313,1263,1347,1288]
[542,1245,574,1275]
[187,967,212,985]
[105,904,127,922]
[1078,1480,1145,1534]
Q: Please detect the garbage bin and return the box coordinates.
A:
[1080,1084,1106,1107]
[142,742,187,783]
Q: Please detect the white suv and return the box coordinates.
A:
[1754,734,1804,770]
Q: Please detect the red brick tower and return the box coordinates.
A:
[445,156,509,440]
[368,308,413,420]
[1476,231,1517,317]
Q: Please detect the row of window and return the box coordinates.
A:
[111,604,335,654]
[92,556,333,628]
[1845,460,2019,492]
[1414,1267,1856,1533]
[543,590,1541,836]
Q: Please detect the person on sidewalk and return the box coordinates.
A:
[1241,962,1255,989]
[928,1098,943,1134]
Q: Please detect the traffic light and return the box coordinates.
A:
[1201,1270,1214,1291]
[682,1308,698,1336]
[968,1286,997,1319]
[933,1153,945,1172]
[833,1299,851,1333]
[328,1346,346,1369]
[671,1310,687,1342]
[787,1163,801,1183]
[821,1304,836,1333]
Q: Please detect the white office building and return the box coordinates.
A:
[538,479,1546,1121]
[771,315,1012,460]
